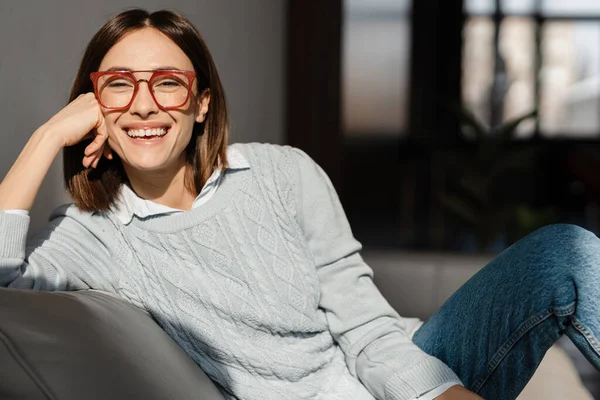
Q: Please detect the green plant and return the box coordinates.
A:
[441,107,557,250]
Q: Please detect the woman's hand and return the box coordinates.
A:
[0,93,111,210]
[41,92,111,168]
[434,385,484,399]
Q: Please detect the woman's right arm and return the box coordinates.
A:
[0,93,109,211]
[0,125,64,211]
[0,208,118,291]
[0,93,115,290]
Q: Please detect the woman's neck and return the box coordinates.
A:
[124,161,197,211]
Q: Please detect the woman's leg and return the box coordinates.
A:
[412,224,600,399]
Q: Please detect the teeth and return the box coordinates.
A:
[126,128,168,138]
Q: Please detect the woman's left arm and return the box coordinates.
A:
[288,147,461,400]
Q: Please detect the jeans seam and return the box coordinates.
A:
[571,317,600,357]
[471,302,576,393]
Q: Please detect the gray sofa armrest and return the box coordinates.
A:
[365,251,493,320]
[0,288,225,400]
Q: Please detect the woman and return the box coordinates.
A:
[0,9,598,400]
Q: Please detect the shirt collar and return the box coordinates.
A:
[112,147,249,225]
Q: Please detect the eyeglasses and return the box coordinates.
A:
[90,70,197,110]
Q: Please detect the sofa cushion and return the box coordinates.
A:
[0,288,225,400]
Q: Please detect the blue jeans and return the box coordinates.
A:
[412,224,600,399]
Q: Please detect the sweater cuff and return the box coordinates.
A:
[412,381,463,400]
[0,212,30,259]
[385,357,462,400]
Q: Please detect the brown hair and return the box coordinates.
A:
[64,8,229,212]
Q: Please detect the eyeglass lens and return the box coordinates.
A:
[97,72,191,108]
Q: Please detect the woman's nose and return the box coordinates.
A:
[128,80,159,117]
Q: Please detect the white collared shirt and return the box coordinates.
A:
[112,147,249,224]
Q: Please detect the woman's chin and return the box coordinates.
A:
[122,156,171,173]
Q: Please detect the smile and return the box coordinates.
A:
[124,127,170,139]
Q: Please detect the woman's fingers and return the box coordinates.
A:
[82,152,100,168]
[82,154,93,168]
[83,142,113,169]
[82,143,103,168]
[103,144,113,160]
[84,141,98,157]
[84,129,107,156]
[81,114,111,168]
[95,113,108,141]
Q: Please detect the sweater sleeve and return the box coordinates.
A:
[0,206,118,291]
[289,148,461,400]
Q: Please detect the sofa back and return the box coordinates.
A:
[0,288,225,400]
[364,251,494,320]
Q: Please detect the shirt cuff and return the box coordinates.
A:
[412,382,463,400]
[1,209,29,216]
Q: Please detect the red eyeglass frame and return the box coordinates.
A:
[89,70,197,111]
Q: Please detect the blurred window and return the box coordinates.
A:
[463,0,600,138]
[466,0,600,16]
[341,0,411,137]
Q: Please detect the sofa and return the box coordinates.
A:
[0,289,224,400]
[0,251,594,399]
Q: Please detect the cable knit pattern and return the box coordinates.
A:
[0,143,460,400]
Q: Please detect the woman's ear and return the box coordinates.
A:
[195,89,211,123]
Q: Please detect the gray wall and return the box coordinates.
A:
[0,0,285,234]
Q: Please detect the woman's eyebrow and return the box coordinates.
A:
[105,66,132,72]
[104,66,184,72]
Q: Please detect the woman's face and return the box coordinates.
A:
[97,28,209,174]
